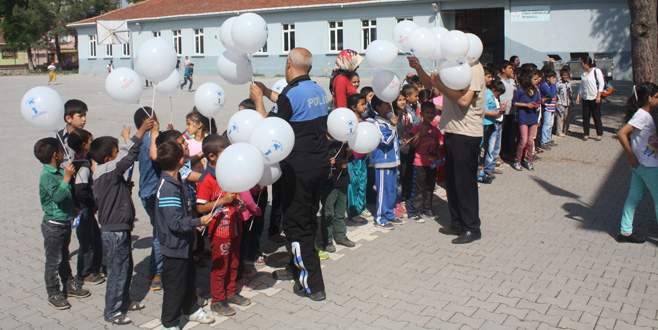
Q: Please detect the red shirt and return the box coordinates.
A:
[412,123,442,166]
[196,167,242,239]
[332,74,357,108]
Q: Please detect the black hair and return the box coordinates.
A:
[239,98,256,110]
[34,137,61,164]
[67,128,92,154]
[186,108,217,134]
[64,99,88,119]
[490,79,506,95]
[625,82,658,121]
[407,75,421,86]
[581,56,596,68]
[391,93,406,116]
[360,86,374,98]
[156,140,184,171]
[401,84,418,98]
[484,65,494,77]
[544,70,557,79]
[202,134,230,157]
[559,67,571,77]
[348,71,360,80]
[88,136,118,164]
[420,101,436,114]
[509,55,519,64]
[156,129,183,146]
[134,106,155,129]
[519,69,540,96]
[370,95,386,111]
[419,89,433,103]
[347,93,365,110]
[499,60,512,73]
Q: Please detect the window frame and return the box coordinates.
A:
[328,21,344,53]
[104,43,113,58]
[194,28,205,55]
[152,31,161,38]
[360,19,377,51]
[121,43,130,57]
[282,23,296,53]
[89,34,97,58]
[172,29,182,56]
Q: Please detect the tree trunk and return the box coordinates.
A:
[628,0,658,84]
[26,47,34,71]
[54,33,62,64]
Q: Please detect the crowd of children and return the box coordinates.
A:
[36,52,652,328]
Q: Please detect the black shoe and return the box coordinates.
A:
[273,269,293,281]
[107,312,132,325]
[83,273,105,285]
[293,283,326,301]
[325,243,336,253]
[615,233,645,244]
[389,218,403,225]
[48,294,71,310]
[439,226,462,236]
[335,238,356,248]
[211,301,236,316]
[309,291,326,301]
[227,294,252,306]
[350,217,368,225]
[293,282,306,296]
[452,231,482,244]
[67,280,91,298]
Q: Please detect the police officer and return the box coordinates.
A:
[251,48,329,301]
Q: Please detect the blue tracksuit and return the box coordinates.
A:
[368,115,400,224]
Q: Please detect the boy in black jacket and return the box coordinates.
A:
[155,140,214,328]
[67,128,104,285]
[90,118,153,325]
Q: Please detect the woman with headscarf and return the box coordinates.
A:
[330,49,364,109]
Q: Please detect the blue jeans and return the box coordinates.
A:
[620,165,658,234]
[101,231,133,320]
[541,111,555,145]
[484,122,502,174]
[142,196,163,276]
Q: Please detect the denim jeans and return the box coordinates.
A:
[101,231,133,320]
[541,111,555,145]
[142,196,163,276]
[41,221,72,297]
[484,122,503,174]
[76,208,103,279]
[620,165,658,235]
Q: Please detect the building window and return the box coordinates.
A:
[153,31,161,38]
[172,30,182,55]
[122,43,130,57]
[105,43,113,57]
[361,19,376,51]
[329,21,343,52]
[282,24,295,53]
[89,34,97,58]
[396,17,413,23]
[257,40,268,54]
[194,28,204,55]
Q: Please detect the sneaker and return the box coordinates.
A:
[389,218,404,225]
[616,233,645,244]
[526,162,534,171]
[48,294,71,310]
[414,215,426,223]
[254,255,266,266]
[583,135,589,141]
[107,312,132,325]
[318,250,330,260]
[212,301,236,316]
[83,273,105,285]
[227,294,252,306]
[67,280,91,298]
[197,297,208,308]
[325,243,336,253]
[187,308,214,324]
[335,238,356,247]
[378,223,395,230]
[361,209,374,220]
[549,141,558,146]
[512,162,523,171]
[593,135,602,141]
[150,275,162,291]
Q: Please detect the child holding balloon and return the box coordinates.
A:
[347,93,372,223]
[512,69,542,171]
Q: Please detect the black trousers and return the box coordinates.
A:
[241,189,268,262]
[76,208,103,279]
[280,162,329,294]
[42,221,72,297]
[268,180,283,236]
[414,166,436,214]
[161,256,199,327]
[444,133,481,233]
[480,124,496,165]
[582,100,603,136]
[400,150,415,202]
[500,114,518,161]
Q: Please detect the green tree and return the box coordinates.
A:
[1,0,53,69]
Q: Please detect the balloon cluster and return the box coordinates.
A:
[217,13,268,85]
[365,21,484,97]
[326,108,381,154]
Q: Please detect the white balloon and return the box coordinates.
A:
[430,28,444,61]
[441,30,470,61]
[249,117,295,164]
[434,26,449,37]
[439,59,473,91]
[327,107,358,142]
[365,39,398,69]
[231,13,268,54]
[348,121,380,154]
[408,27,437,59]
[372,70,402,103]
[465,33,483,65]
[226,109,264,144]
[220,17,239,52]
[135,37,177,82]
[271,78,288,94]
[258,163,282,187]
[155,70,180,96]
[216,143,264,193]
[194,83,225,117]
[217,50,253,85]
[105,67,143,103]
[20,86,64,130]
[393,20,418,52]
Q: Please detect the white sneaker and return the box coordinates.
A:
[187,308,214,324]
[162,327,180,330]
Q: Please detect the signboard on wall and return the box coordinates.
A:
[511,5,551,22]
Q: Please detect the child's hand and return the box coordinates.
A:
[221,193,237,204]
[200,213,213,226]
[151,120,160,136]
[63,162,75,183]
[121,126,131,142]
[390,114,399,126]
[329,158,336,166]
[628,155,639,168]
[407,56,422,71]
[137,118,155,138]
[250,83,264,100]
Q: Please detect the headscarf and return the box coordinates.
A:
[335,49,363,72]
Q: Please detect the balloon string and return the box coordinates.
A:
[55,130,71,160]
[151,84,157,112]
[169,96,173,126]
[248,190,264,232]
[249,53,255,84]
[333,142,345,159]
[141,106,151,118]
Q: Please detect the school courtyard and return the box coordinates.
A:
[0,74,657,330]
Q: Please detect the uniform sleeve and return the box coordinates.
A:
[379,123,397,146]
[271,94,293,121]
[158,185,201,233]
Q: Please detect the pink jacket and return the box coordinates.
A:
[239,188,262,221]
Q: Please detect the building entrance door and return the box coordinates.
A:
[454,7,504,65]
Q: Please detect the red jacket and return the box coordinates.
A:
[332,74,357,108]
